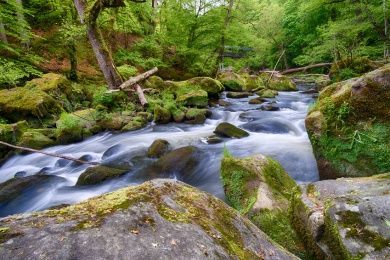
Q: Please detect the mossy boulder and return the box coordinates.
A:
[0,121,28,159]
[185,108,210,124]
[25,73,83,110]
[187,77,224,97]
[221,154,306,258]
[306,65,390,179]
[248,97,265,105]
[214,122,249,139]
[243,75,265,91]
[0,175,61,204]
[56,109,100,144]
[176,89,208,107]
[0,179,297,259]
[291,173,390,259]
[0,87,63,122]
[259,73,297,91]
[256,89,278,98]
[153,106,171,124]
[172,109,186,122]
[140,146,200,180]
[147,139,171,158]
[17,130,55,149]
[217,71,246,91]
[76,165,129,186]
[226,92,251,99]
[144,76,166,90]
[121,117,147,132]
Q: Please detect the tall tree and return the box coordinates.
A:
[215,0,234,73]
[72,0,150,89]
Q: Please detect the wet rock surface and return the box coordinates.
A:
[292,173,390,259]
[0,179,297,260]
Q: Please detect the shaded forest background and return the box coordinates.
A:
[1,0,389,87]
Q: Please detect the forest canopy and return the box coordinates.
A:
[0,0,389,85]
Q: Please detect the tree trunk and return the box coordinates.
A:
[0,19,7,44]
[384,0,389,58]
[119,67,158,90]
[15,0,30,47]
[73,0,123,89]
[68,43,78,81]
[281,63,333,75]
[215,0,234,75]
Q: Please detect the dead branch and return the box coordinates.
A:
[119,67,158,90]
[0,141,99,166]
[281,63,332,75]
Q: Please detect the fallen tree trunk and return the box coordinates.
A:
[119,67,158,90]
[281,63,332,75]
[0,141,99,166]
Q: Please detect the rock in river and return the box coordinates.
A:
[147,139,171,158]
[0,179,297,259]
[214,122,249,139]
[140,146,201,181]
[76,165,129,186]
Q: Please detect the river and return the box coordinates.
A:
[0,85,319,217]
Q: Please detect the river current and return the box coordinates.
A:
[0,85,319,217]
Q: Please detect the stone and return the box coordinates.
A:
[261,103,280,111]
[140,146,200,181]
[17,130,55,149]
[0,87,63,122]
[0,175,60,204]
[206,135,223,144]
[256,89,278,98]
[305,65,390,179]
[185,108,210,124]
[292,173,390,259]
[248,97,265,104]
[147,139,171,158]
[0,179,297,259]
[187,77,224,97]
[244,75,265,91]
[76,165,129,186]
[218,99,231,107]
[176,89,208,107]
[214,122,249,139]
[221,154,305,257]
[122,117,147,132]
[153,106,171,124]
[226,92,251,99]
[25,73,83,109]
[217,71,246,91]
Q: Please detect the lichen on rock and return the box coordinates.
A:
[0,179,297,259]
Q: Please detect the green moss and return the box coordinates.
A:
[338,211,389,251]
[187,77,224,96]
[17,130,55,149]
[256,89,278,98]
[217,71,246,91]
[122,116,147,131]
[153,106,171,124]
[0,226,21,244]
[251,209,307,259]
[176,86,208,107]
[0,87,63,122]
[312,123,390,177]
[268,78,297,91]
[323,205,354,260]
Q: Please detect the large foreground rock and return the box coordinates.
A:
[221,154,307,258]
[0,179,297,259]
[292,173,390,259]
[306,65,390,179]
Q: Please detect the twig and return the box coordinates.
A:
[0,141,99,165]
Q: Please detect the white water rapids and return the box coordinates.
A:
[0,86,319,217]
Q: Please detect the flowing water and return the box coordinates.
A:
[0,85,319,217]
